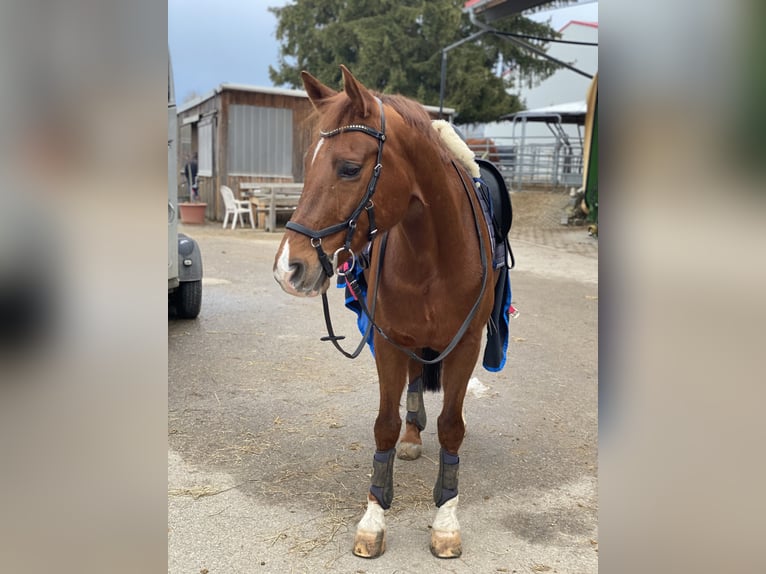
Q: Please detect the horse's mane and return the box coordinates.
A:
[317,91,453,166]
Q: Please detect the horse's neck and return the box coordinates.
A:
[394,156,476,272]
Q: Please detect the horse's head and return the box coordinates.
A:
[273,66,412,297]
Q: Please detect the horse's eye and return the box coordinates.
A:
[338,162,362,179]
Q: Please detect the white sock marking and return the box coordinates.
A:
[357,498,386,533]
[432,495,460,533]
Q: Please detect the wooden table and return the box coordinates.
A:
[239,182,303,231]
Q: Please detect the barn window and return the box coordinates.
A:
[228,105,293,177]
[198,118,213,176]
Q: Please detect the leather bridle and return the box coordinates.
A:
[285,98,386,279]
[285,99,489,365]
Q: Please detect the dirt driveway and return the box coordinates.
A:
[168,191,598,573]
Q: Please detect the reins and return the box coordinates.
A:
[288,100,489,364]
[319,233,388,359]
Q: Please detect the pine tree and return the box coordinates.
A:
[269,0,566,124]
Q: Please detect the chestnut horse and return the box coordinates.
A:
[273,66,500,559]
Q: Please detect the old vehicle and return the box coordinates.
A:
[168,52,203,318]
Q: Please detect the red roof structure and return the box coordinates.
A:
[559,20,599,32]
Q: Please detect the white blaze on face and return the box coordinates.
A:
[274,238,292,283]
[311,138,324,165]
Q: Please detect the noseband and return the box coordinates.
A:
[285,98,387,278]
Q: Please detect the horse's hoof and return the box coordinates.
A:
[353,530,386,558]
[430,530,462,558]
[397,442,422,460]
[431,496,461,558]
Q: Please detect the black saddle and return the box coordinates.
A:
[475,158,514,269]
[476,158,512,239]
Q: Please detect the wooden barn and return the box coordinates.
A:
[176,83,454,222]
[176,84,314,221]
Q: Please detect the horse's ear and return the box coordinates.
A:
[301,71,337,110]
[340,65,376,119]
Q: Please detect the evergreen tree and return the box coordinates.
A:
[269,0,567,124]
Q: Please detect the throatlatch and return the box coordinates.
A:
[433,449,460,507]
[369,448,396,509]
[405,377,427,431]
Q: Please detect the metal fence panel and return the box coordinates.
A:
[468,136,584,190]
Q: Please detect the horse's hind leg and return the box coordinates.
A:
[397,359,428,460]
[353,340,408,559]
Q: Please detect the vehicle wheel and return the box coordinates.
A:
[176,280,202,319]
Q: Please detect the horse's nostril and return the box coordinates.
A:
[289,261,305,284]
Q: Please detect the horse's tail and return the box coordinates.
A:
[422,348,442,392]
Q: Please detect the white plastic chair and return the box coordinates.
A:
[219,185,255,230]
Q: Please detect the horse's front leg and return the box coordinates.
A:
[430,336,481,559]
[397,359,428,460]
[353,339,408,559]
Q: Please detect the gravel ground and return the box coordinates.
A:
[169,191,598,573]
[508,191,598,258]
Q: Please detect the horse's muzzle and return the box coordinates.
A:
[273,238,330,297]
[274,262,329,298]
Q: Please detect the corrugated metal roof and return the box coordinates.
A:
[177,88,218,114]
[177,82,455,116]
[178,83,309,114]
[219,83,309,99]
[525,101,587,115]
[501,100,586,123]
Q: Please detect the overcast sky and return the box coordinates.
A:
[168,0,598,104]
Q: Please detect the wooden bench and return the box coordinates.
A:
[239,182,303,231]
